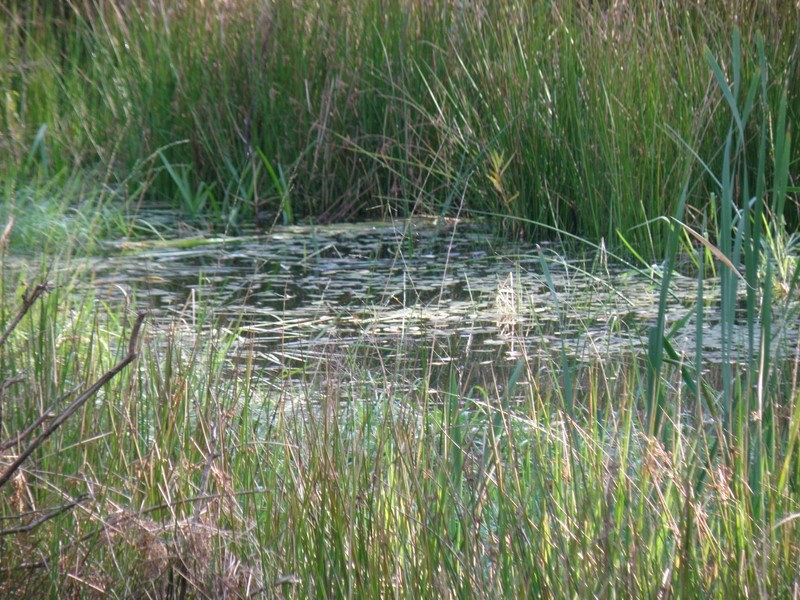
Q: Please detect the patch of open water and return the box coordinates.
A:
[66,218,799,387]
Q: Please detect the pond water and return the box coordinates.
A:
[66,218,797,391]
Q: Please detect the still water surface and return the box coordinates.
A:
[70,219,793,388]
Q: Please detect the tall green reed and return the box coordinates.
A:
[3,1,797,251]
[3,243,800,595]
[647,27,799,591]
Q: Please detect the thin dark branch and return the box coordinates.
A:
[0,282,51,349]
[0,495,88,536]
[0,559,48,573]
[0,384,81,452]
[0,312,147,489]
[0,375,26,443]
[0,376,25,391]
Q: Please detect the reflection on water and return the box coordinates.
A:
[65,219,797,383]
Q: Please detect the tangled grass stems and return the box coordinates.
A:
[0,4,798,598]
[1,261,799,596]
[2,1,798,251]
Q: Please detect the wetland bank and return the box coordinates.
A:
[2,1,800,598]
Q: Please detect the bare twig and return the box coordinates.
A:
[0,384,81,452]
[0,376,24,391]
[0,282,52,349]
[0,494,88,536]
[0,559,48,573]
[0,375,25,442]
[0,312,147,489]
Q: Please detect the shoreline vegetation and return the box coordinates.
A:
[1,1,797,248]
[2,1,800,597]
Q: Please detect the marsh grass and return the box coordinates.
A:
[2,1,798,249]
[3,207,800,597]
[0,298,792,596]
[1,3,800,598]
